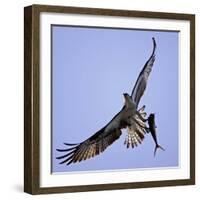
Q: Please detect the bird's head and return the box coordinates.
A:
[123,93,134,108]
[123,93,131,99]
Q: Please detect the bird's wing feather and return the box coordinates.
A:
[124,106,148,148]
[56,110,125,165]
[131,37,156,107]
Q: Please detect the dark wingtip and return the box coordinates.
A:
[56,148,63,152]
[152,37,156,44]
[152,37,156,54]
[64,142,79,146]
[56,148,72,152]
[66,160,73,165]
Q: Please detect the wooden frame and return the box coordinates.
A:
[24,4,195,194]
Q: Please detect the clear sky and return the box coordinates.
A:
[52,25,179,173]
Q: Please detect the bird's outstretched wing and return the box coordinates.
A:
[131,37,156,108]
[56,110,126,165]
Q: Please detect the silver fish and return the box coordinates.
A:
[147,113,165,156]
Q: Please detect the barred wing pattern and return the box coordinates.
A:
[56,112,124,165]
[124,106,149,148]
[131,37,156,108]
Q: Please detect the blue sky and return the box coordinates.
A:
[52,25,179,173]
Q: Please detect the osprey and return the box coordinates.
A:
[57,37,157,165]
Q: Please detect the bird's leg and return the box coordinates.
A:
[136,111,148,122]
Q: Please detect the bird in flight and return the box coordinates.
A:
[57,37,157,165]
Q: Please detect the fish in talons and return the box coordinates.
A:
[147,113,165,156]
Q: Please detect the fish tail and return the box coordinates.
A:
[154,144,165,157]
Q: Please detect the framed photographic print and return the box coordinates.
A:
[24,4,195,194]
